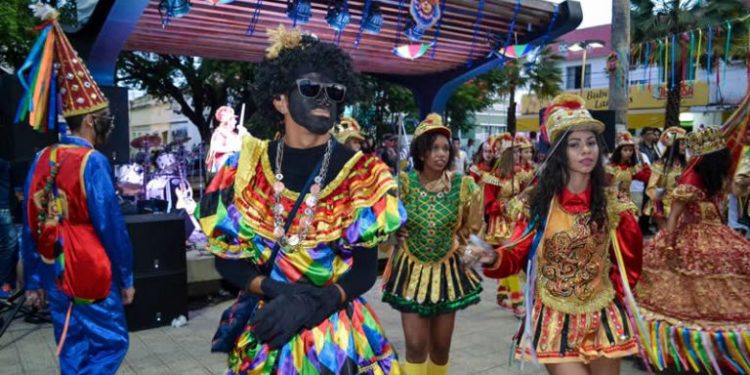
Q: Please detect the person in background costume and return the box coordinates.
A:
[606,131,651,201]
[206,105,248,175]
[644,127,687,229]
[637,127,750,374]
[468,139,494,183]
[475,94,643,375]
[18,5,134,374]
[485,133,534,317]
[333,116,365,152]
[381,113,484,375]
[196,25,405,374]
[515,134,536,175]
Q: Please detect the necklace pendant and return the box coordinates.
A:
[273,204,285,215]
[286,234,300,247]
[305,195,317,207]
[273,181,285,193]
[275,173,284,181]
[273,227,285,239]
[310,183,321,195]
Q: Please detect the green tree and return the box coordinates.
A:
[496,46,563,134]
[445,70,506,133]
[350,75,418,138]
[631,0,748,128]
[0,0,37,69]
[116,52,261,140]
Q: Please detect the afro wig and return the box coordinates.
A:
[252,32,360,126]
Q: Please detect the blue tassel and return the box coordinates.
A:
[429,0,447,59]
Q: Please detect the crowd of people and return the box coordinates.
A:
[4,11,750,375]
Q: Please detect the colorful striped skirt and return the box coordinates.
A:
[226,297,401,375]
[516,298,638,364]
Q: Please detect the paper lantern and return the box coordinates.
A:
[326,1,350,32]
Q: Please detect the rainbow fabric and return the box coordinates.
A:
[15,20,57,132]
[196,135,406,374]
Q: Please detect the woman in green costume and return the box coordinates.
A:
[382,113,484,375]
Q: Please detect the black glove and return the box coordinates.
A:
[301,286,343,329]
[249,286,343,349]
[250,293,315,349]
[259,278,315,299]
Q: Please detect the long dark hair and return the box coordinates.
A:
[660,140,687,167]
[694,148,731,197]
[410,132,455,172]
[530,131,608,227]
[610,145,637,166]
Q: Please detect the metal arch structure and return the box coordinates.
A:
[70,0,581,118]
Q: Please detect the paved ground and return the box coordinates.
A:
[0,278,649,375]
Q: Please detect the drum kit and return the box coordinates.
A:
[116,133,201,213]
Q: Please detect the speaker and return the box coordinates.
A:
[124,213,188,331]
[0,74,58,163]
[590,110,617,152]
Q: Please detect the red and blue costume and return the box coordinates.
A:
[22,136,133,375]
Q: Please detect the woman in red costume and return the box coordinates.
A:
[606,131,651,200]
[474,94,643,375]
[515,134,537,176]
[469,138,495,183]
[644,127,687,229]
[636,127,750,374]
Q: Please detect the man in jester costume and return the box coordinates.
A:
[196,25,406,374]
[17,5,134,374]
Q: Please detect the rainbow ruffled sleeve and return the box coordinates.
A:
[196,150,257,260]
[342,156,406,248]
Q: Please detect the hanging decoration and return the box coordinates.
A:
[287,0,312,26]
[393,42,433,60]
[158,0,192,28]
[694,29,703,86]
[606,52,619,75]
[428,0,446,59]
[465,0,486,64]
[245,0,264,35]
[687,31,695,84]
[403,0,441,42]
[493,0,522,68]
[326,1,351,32]
[724,21,732,82]
[496,44,530,59]
[362,2,383,34]
[354,0,382,48]
[205,0,235,4]
[392,0,406,52]
[707,26,713,84]
[670,33,676,90]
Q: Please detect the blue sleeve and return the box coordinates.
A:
[21,154,42,290]
[84,152,134,289]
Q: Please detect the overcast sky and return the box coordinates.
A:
[551,0,613,29]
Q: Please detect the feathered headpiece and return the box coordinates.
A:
[265,24,307,59]
[15,3,108,132]
[514,134,533,149]
[491,132,514,154]
[540,93,604,145]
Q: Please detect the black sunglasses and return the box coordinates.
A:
[295,79,347,103]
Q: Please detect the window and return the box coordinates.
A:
[565,65,591,90]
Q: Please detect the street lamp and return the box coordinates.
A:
[567,40,606,94]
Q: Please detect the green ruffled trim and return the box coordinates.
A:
[382,286,483,317]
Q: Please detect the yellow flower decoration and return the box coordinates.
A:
[265,24,304,60]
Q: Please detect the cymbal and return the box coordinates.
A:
[131,134,162,149]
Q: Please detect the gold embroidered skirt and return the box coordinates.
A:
[382,247,482,317]
[516,298,638,364]
[636,223,750,373]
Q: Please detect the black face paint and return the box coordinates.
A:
[287,72,340,135]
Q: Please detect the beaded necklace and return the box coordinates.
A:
[271,137,333,252]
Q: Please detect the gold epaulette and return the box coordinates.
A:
[507,186,534,220]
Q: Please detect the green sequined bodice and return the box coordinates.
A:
[403,172,461,263]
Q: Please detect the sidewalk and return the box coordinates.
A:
[0,278,648,374]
